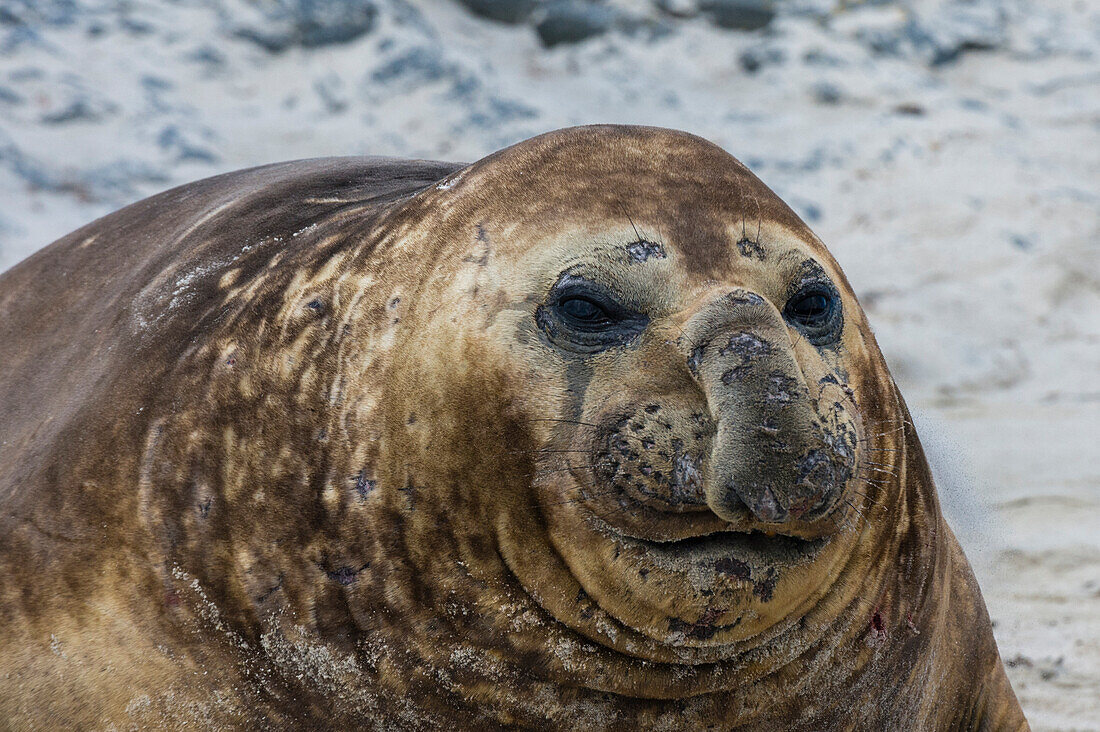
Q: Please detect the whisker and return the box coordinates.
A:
[859,426,908,440]
[526,464,608,479]
[859,466,899,478]
[527,418,660,449]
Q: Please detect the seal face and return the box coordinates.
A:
[520,222,864,647]
[0,126,1028,729]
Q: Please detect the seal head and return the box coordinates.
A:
[388,126,879,653]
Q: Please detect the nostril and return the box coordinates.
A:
[752,485,787,523]
[721,482,789,524]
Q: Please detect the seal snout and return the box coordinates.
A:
[682,288,856,532]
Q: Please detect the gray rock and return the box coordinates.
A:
[233,0,378,52]
[371,46,456,86]
[184,45,227,68]
[39,97,104,124]
[457,0,540,24]
[739,43,784,72]
[838,1,1007,67]
[907,4,1007,66]
[0,0,81,28]
[809,80,842,105]
[535,1,617,47]
[313,73,349,113]
[157,124,219,164]
[701,0,775,31]
[0,130,167,202]
[655,0,700,19]
[468,95,537,126]
[0,84,22,105]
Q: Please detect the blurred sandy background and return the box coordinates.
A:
[0,0,1097,727]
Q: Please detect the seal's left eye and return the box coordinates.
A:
[786,291,831,326]
[783,284,843,346]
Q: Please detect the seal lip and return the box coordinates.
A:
[615,523,831,567]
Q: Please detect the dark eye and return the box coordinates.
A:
[536,274,649,354]
[559,296,608,324]
[783,285,843,345]
[786,291,831,325]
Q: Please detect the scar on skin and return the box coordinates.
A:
[626,240,666,262]
[353,470,376,499]
[737,238,766,260]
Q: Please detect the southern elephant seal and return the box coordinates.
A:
[0,125,1027,729]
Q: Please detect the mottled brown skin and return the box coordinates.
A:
[0,126,1027,729]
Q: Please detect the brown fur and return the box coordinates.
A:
[0,126,1026,729]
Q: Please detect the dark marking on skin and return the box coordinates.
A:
[464,224,492,268]
[316,427,327,441]
[719,332,768,359]
[668,607,740,641]
[534,305,557,339]
[719,331,770,384]
[714,557,751,581]
[388,296,400,309]
[407,413,417,425]
[257,575,285,603]
[736,237,766,260]
[797,450,838,491]
[400,479,418,507]
[307,299,324,313]
[325,565,368,586]
[765,374,799,405]
[198,498,212,518]
[791,259,830,292]
[225,356,237,366]
[672,452,703,500]
[753,568,778,602]
[644,404,660,414]
[353,470,376,499]
[625,240,666,262]
[726,291,765,307]
[688,345,705,375]
[871,611,888,641]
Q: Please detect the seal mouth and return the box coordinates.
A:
[624,526,828,566]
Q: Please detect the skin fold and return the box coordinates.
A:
[0,125,1027,729]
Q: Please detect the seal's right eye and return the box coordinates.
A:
[557,296,613,329]
[537,274,649,354]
